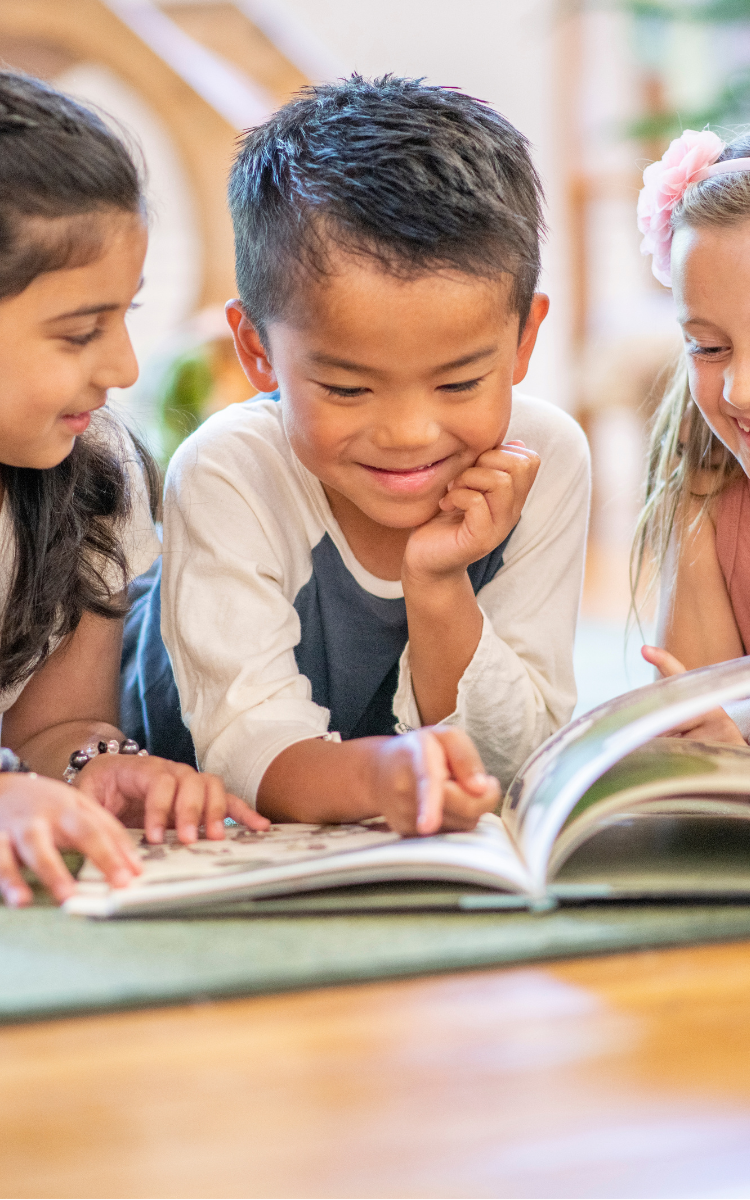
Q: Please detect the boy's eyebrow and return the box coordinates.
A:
[308,346,498,374]
[432,347,497,373]
[308,352,375,372]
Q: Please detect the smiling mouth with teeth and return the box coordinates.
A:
[366,461,437,473]
[737,418,750,434]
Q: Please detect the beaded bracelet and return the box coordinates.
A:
[0,747,32,774]
[63,738,147,784]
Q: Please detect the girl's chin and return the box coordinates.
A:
[4,439,77,472]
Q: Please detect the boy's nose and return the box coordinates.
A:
[372,408,442,450]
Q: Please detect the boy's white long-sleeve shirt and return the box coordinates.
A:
[161,392,590,803]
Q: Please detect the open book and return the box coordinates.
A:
[65,656,750,918]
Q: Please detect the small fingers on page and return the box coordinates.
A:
[63,807,141,888]
[201,774,230,840]
[0,831,33,907]
[143,772,179,844]
[226,793,270,831]
[641,645,687,677]
[173,770,209,844]
[16,818,79,903]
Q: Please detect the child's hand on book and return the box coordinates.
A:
[372,726,500,835]
[403,440,540,581]
[74,754,270,844]
[0,772,142,907]
[642,646,747,745]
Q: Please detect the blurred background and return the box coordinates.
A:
[1,0,744,712]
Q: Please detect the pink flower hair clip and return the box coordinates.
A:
[637,129,750,287]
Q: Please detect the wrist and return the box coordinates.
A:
[66,736,146,785]
[257,736,389,823]
[401,561,470,597]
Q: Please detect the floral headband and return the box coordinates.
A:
[637,129,750,287]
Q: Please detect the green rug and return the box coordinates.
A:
[3,888,750,1024]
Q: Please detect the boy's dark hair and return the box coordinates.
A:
[0,72,159,692]
[229,74,546,340]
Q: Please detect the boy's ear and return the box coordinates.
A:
[512,293,550,386]
[225,300,278,392]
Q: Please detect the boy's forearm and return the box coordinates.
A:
[256,736,390,823]
[402,569,483,726]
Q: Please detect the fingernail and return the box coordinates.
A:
[182,824,197,843]
[470,772,490,789]
[113,868,132,887]
[149,825,164,843]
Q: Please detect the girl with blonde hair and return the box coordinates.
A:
[635,128,750,742]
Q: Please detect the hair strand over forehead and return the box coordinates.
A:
[228,74,546,338]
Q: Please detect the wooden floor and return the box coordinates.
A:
[3,940,750,1199]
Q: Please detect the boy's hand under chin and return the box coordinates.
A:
[403,440,540,580]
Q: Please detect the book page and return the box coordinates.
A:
[550,813,750,900]
[68,814,532,917]
[547,738,750,877]
[77,820,402,886]
[503,656,750,891]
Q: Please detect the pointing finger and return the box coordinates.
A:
[641,645,687,677]
[405,732,447,836]
[431,727,495,796]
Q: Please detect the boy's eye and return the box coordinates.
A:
[438,376,484,394]
[320,384,370,398]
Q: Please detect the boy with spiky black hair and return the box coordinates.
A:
[159,75,590,834]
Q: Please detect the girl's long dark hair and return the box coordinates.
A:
[0,72,159,692]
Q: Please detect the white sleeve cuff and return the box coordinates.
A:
[202,717,339,806]
[392,609,496,731]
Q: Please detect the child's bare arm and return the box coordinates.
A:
[657,495,743,669]
[402,441,540,725]
[644,497,747,745]
[3,609,268,843]
[256,727,500,834]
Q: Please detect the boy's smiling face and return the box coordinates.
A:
[228,252,547,533]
